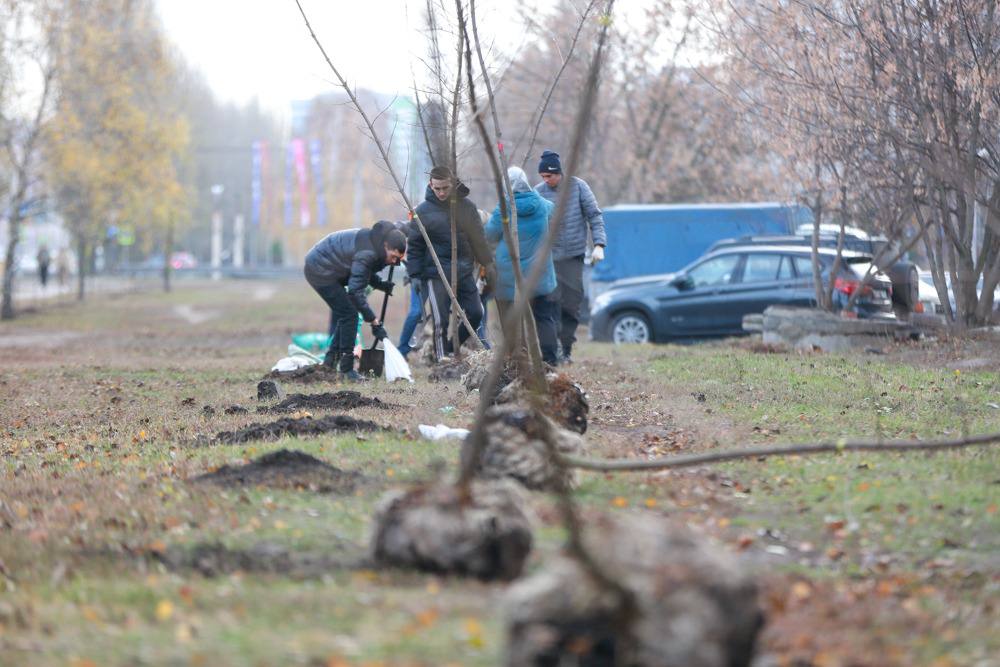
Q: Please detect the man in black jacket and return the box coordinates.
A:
[407,166,494,360]
[304,220,406,380]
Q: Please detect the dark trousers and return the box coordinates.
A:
[497,294,559,366]
[425,276,483,359]
[553,255,585,357]
[310,281,358,372]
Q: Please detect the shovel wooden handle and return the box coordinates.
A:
[369,265,394,351]
[377,265,395,324]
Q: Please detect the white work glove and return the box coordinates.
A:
[591,245,605,263]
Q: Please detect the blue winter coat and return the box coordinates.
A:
[485,189,557,301]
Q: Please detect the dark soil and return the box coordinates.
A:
[191,448,364,493]
[262,390,393,414]
[214,414,385,445]
[155,540,365,578]
[266,364,342,384]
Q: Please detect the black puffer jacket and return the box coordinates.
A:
[407,182,492,282]
[304,220,397,322]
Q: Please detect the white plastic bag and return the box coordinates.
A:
[271,356,317,372]
[383,339,414,383]
[418,423,470,441]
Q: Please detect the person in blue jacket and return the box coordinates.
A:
[485,166,559,366]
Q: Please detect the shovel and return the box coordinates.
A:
[359,265,394,377]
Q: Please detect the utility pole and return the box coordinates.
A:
[211,184,224,281]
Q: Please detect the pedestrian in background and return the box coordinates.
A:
[37,245,51,288]
[534,149,606,364]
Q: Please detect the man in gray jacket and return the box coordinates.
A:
[534,149,606,364]
[304,220,406,380]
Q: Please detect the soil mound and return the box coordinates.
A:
[263,390,392,413]
[156,541,364,578]
[266,364,341,384]
[214,415,384,445]
[192,448,363,493]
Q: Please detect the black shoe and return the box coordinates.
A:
[339,369,368,382]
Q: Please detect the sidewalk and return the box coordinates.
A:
[10,274,156,310]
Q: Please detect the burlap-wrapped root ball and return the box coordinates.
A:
[475,404,584,491]
[370,480,532,581]
[504,514,763,667]
[495,372,589,434]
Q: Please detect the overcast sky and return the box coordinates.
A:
[154,0,533,114]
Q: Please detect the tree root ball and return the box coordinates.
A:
[497,372,589,434]
[370,480,533,581]
[504,514,763,667]
[477,404,584,491]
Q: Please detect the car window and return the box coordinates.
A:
[743,254,782,283]
[777,256,794,280]
[792,255,822,277]
[687,254,740,288]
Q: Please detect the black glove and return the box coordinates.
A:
[371,323,388,341]
[377,280,394,296]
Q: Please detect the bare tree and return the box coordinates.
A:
[0,0,56,320]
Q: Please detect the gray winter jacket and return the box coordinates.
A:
[534,176,606,261]
[303,220,397,322]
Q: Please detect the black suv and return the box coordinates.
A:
[708,224,919,314]
[589,244,895,344]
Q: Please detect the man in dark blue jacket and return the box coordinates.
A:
[407,166,494,360]
[304,220,406,380]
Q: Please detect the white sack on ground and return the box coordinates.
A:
[383,339,413,383]
[418,424,470,441]
[271,356,318,372]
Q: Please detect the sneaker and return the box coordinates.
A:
[559,353,573,366]
[339,369,368,382]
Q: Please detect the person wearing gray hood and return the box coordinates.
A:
[304,220,406,381]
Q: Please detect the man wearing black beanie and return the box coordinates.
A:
[535,149,607,364]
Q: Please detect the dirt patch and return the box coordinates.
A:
[428,357,472,382]
[262,390,394,413]
[156,541,364,578]
[192,448,364,493]
[214,414,385,445]
[266,364,341,384]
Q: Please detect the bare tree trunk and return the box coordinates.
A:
[163,219,174,292]
[448,26,463,358]
[76,236,87,302]
[0,212,22,320]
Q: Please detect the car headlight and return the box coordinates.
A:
[591,291,613,312]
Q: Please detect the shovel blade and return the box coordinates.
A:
[359,348,385,377]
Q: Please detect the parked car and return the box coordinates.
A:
[169,251,198,270]
[708,224,919,314]
[589,245,895,344]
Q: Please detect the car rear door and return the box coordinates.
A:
[716,252,795,327]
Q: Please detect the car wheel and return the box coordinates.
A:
[611,311,651,344]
